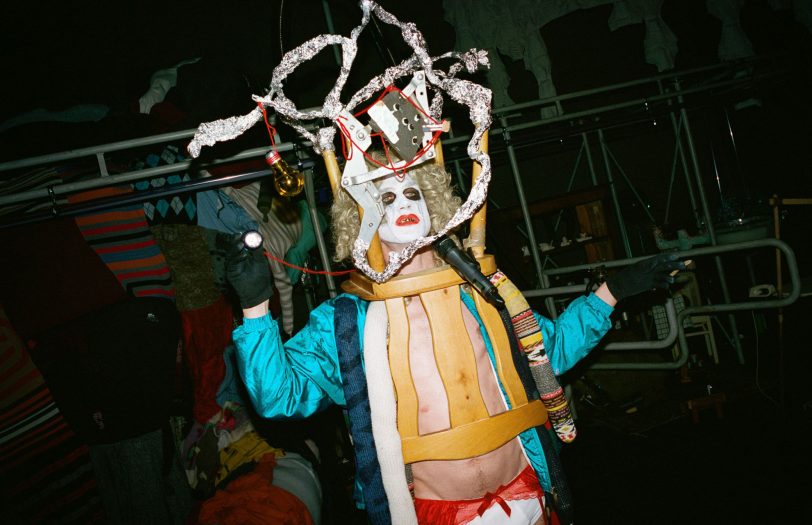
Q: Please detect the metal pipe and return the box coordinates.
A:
[582,132,599,186]
[304,168,337,298]
[552,139,585,235]
[665,101,703,229]
[663,134,681,224]
[724,106,747,197]
[679,98,745,363]
[490,59,761,117]
[96,152,109,177]
[520,238,800,369]
[0,141,301,208]
[539,237,787,276]
[0,169,272,229]
[605,146,657,224]
[597,253,799,369]
[0,128,197,173]
[709,143,724,198]
[598,129,633,257]
[499,116,546,288]
[492,74,772,137]
[566,139,585,191]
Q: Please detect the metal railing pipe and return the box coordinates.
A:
[518,238,799,369]
[0,141,304,208]
[500,115,547,288]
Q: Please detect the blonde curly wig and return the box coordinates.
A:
[330,158,462,263]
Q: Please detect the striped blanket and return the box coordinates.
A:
[69,187,175,299]
[0,306,104,523]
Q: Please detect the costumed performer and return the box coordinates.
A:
[225,157,683,525]
[187,3,686,524]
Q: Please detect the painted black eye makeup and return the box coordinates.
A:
[381,191,396,205]
[403,187,421,201]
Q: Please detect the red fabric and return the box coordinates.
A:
[414,465,545,525]
[476,491,512,518]
[197,454,313,525]
[180,295,233,424]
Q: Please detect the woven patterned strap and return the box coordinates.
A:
[334,298,391,525]
[489,271,577,443]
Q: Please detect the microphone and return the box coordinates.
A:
[435,235,504,308]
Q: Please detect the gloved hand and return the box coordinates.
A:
[225,233,274,309]
[605,253,685,302]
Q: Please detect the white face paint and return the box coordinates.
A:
[376,173,431,245]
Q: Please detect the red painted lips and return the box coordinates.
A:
[395,214,420,226]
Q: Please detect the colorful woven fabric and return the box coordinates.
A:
[490,270,577,443]
[0,306,104,523]
[216,430,285,486]
[69,187,175,299]
[131,147,196,225]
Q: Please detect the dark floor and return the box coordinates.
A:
[562,296,812,524]
[564,375,812,524]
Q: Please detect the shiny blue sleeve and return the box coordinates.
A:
[534,293,614,375]
[232,298,350,419]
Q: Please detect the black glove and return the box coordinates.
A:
[225,233,273,309]
[605,253,685,302]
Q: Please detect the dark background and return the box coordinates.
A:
[2,1,811,523]
[2,0,810,239]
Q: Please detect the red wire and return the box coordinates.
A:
[258,102,277,146]
[337,118,354,160]
[264,250,355,276]
[337,118,442,173]
[255,104,355,277]
[254,87,443,277]
[353,84,396,117]
[339,84,443,174]
[338,122,441,173]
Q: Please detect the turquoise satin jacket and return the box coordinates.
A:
[232,290,613,491]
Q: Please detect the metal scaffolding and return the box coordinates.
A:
[0,54,799,369]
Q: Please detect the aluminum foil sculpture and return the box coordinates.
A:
[188,0,494,283]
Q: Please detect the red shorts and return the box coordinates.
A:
[413,465,545,525]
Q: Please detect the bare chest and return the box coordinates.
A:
[400,297,528,499]
[402,298,506,434]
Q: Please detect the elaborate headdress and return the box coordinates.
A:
[187,0,493,283]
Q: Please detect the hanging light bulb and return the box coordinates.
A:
[265,150,304,198]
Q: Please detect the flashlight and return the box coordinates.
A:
[241,230,264,250]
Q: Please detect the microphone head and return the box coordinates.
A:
[434,235,456,258]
